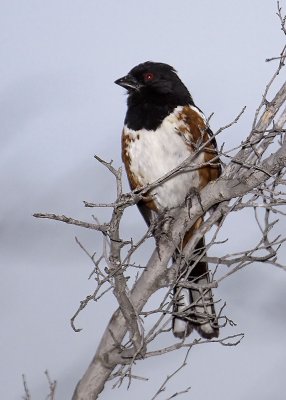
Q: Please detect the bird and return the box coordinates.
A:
[115,61,221,339]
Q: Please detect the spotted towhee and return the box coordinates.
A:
[115,61,221,339]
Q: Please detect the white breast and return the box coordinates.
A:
[124,106,203,211]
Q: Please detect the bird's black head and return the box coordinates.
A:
[115,61,194,130]
[115,62,194,130]
[115,61,193,104]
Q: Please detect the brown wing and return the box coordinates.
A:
[177,105,221,188]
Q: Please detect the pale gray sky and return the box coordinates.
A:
[1,1,286,399]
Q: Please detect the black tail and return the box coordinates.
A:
[172,237,219,339]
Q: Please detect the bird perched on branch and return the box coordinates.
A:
[115,61,221,339]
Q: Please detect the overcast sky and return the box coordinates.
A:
[1,1,286,399]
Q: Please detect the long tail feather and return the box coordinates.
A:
[172,236,219,339]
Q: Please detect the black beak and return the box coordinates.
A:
[114,74,142,91]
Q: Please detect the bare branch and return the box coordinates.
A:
[44,370,57,400]
[33,213,109,234]
[277,1,286,35]
[22,375,31,400]
[22,372,57,400]
[150,348,192,400]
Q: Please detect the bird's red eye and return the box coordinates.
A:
[144,72,154,82]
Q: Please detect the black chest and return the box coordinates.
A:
[125,103,175,131]
[124,90,194,131]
